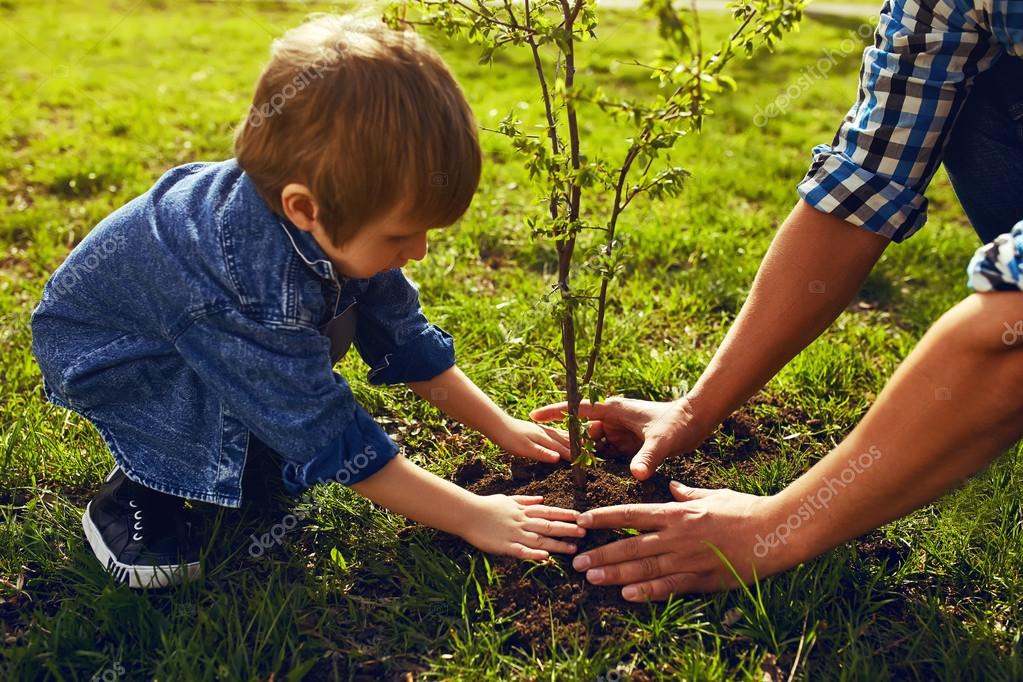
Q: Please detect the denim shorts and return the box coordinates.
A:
[944,55,1023,244]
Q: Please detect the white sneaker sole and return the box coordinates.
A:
[82,501,201,590]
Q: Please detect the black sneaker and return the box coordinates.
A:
[82,466,203,589]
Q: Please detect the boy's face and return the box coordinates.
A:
[314,213,432,280]
[283,185,433,279]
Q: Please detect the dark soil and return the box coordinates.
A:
[443,455,677,652]
[434,397,798,655]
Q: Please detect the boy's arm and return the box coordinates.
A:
[352,270,569,461]
[408,366,570,462]
[351,455,584,559]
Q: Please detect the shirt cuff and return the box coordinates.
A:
[366,324,455,385]
[797,145,929,243]
[280,403,399,494]
[966,220,1023,292]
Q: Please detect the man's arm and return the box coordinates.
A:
[534,201,890,478]
[536,0,1004,477]
[683,199,889,451]
[782,292,1023,565]
[569,291,1023,599]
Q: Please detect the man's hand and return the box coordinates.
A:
[570,482,793,600]
[529,397,705,479]
[495,418,571,463]
[461,494,585,560]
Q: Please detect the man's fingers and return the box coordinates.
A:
[669,480,715,502]
[529,400,608,423]
[630,440,669,481]
[621,573,702,602]
[582,552,680,586]
[576,504,670,530]
[571,532,666,572]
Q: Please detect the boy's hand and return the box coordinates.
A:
[461,495,584,560]
[495,418,571,463]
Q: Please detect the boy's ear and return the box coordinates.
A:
[280,183,320,232]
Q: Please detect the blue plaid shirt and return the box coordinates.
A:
[798,0,1022,249]
[968,219,1023,290]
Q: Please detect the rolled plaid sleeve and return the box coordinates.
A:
[797,0,1003,242]
[967,220,1023,292]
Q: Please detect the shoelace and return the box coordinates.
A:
[128,499,144,542]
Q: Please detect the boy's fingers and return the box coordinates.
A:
[523,534,578,554]
[511,544,549,561]
[523,519,586,537]
[541,425,571,449]
[533,431,570,457]
[510,495,545,505]
[523,504,579,521]
[529,444,562,462]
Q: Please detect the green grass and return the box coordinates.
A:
[1,1,1021,680]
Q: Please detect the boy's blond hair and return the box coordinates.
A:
[235,15,481,245]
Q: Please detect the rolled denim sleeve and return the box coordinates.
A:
[797,0,1002,242]
[967,220,1023,292]
[353,269,455,385]
[173,307,398,490]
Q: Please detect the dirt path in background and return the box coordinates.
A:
[596,0,880,18]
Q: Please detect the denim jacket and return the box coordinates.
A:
[30,160,455,507]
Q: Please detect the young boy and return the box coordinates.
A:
[30,14,583,589]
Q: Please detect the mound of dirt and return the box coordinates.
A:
[443,455,677,652]
[433,396,817,654]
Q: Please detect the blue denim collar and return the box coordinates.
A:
[276,217,340,283]
[233,166,340,283]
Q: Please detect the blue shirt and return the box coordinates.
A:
[798,0,1023,242]
[30,160,455,508]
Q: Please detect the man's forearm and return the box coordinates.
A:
[685,200,889,437]
[771,292,1023,564]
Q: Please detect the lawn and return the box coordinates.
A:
[1,0,1021,680]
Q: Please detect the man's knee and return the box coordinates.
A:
[933,293,1023,355]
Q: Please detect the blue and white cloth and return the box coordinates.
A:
[797,0,1023,242]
